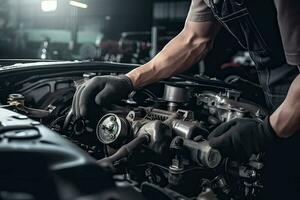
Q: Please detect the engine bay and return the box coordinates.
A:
[0,62,268,200]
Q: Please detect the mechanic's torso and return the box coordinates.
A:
[207,0,286,68]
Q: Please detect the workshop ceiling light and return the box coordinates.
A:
[69,1,88,9]
[41,0,57,12]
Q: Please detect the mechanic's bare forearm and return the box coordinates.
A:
[126,21,220,88]
[270,74,300,137]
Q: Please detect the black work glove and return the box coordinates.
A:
[208,117,278,161]
[72,75,133,119]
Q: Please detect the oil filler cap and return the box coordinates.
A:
[96,113,129,147]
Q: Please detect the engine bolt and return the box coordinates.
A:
[110,116,116,121]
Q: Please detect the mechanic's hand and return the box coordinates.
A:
[72,75,133,118]
[208,117,278,161]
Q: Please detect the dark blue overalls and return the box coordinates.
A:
[207,0,300,198]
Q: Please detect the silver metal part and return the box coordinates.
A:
[134,120,172,155]
[225,89,241,100]
[196,91,267,122]
[172,120,206,139]
[183,139,222,168]
[212,176,230,194]
[167,102,178,112]
[197,141,222,169]
[163,85,191,103]
[7,94,25,107]
[169,158,184,172]
[96,113,128,145]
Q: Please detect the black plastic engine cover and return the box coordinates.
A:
[0,108,134,200]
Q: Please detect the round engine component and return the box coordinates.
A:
[162,85,191,103]
[96,114,129,146]
[196,141,222,169]
[183,139,222,168]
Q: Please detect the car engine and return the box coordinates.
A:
[0,63,268,200]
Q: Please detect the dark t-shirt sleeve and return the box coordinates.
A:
[186,0,215,22]
[274,0,300,65]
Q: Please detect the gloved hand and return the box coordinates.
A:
[208,117,278,161]
[72,75,133,119]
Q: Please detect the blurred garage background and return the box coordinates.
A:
[0,0,257,79]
